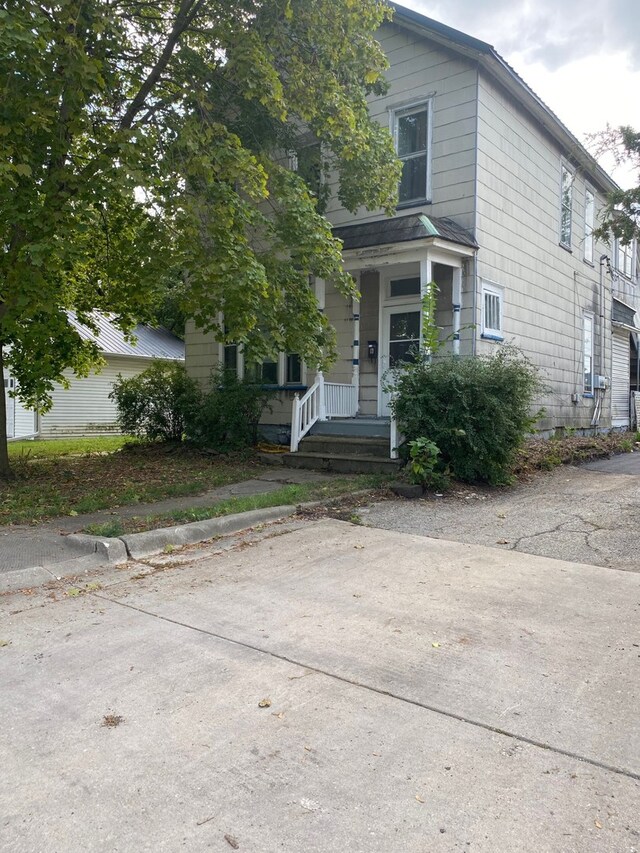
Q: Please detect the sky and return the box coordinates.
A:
[401,0,640,189]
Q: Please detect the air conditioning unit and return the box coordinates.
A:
[594,374,609,390]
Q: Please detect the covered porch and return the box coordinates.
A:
[290,214,478,456]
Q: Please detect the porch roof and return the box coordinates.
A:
[333,214,478,251]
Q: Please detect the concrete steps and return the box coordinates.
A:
[258,432,401,475]
[279,451,401,475]
[310,418,391,439]
[298,435,390,458]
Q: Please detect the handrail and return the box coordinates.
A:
[290,378,321,452]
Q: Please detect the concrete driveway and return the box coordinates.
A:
[361,454,640,571]
[1,519,638,852]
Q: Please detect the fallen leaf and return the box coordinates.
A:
[415,795,425,803]
[224,834,240,849]
[271,711,285,719]
[497,512,506,519]
[258,698,271,708]
[594,821,602,829]
[432,642,440,648]
[304,745,312,751]
[0,639,11,648]
[354,544,364,550]
[66,587,81,597]
[496,539,510,545]
[69,510,78,517]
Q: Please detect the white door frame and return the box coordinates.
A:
[378,302,422,416]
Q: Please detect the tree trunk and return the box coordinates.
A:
[0,344,15,481]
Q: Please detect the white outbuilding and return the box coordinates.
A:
[5,313,184,440]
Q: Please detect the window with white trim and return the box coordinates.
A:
[616,238,635,280]
[481,282,503,339]
[584,188,594,263]
[560,165,573,248]
[394,102,431,205]
[583,313,594,395]
[244,354,304,387]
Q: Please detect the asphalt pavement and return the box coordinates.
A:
[362,452,640,571]
[1,519,638,852]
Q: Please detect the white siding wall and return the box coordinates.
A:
[475,72,613,432]
[38,356,161,437]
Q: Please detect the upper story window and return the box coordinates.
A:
[584,188,594,263]
[560,165,573,248]
[616,238,635,280]
[394,102,431,205]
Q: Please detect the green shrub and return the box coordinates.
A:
[407,437,450,491]
[110,360,200,442]
[187,368,274,452]
[392,347,543,485]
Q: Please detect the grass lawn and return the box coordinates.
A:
[83,475,388,536]
[1,439,267,524]
[9,436,131,460]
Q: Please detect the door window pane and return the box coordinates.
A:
[389,310,420,367]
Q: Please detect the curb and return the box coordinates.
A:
[0,505,298,593]
[119,505,297,560]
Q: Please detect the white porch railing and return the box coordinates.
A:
[290,371,358,452]
[325,382,358,419]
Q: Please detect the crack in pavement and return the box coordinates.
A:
[92,591,640,784]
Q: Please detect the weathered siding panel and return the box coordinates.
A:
[475,71,612,432]
[325,22,478,230]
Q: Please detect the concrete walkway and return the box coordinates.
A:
[1,520,638,852]
[0,468,335,584]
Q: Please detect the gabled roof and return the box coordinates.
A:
[334,213,478,250]
[68,313,185,360]
[391,3,618,195]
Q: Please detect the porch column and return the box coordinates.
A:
[419,255,433,352]
[352,291,360,413]
[452,267,462,356]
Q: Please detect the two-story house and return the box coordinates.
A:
[186,3,639,465]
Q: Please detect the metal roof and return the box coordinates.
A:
[333,213,478,251]
[68,313,185,360]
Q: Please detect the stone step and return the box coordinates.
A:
[310,418,391,438]
[298,435,390,458]
[280,451,402,475]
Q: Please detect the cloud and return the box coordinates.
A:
[405,0,640,70]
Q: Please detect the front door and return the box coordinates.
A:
[379,305,421,416]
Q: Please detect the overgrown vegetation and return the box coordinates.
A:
[392,347,543,485]
[110,361,200,443]
[0,443,261,524]
[188,369,275,451]
[111,363,274,451]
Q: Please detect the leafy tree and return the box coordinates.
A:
[0,0,401,478]
[590,125,640,245]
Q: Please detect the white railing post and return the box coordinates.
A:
[390,413,399,460]
[290,393,301,452]
[317,370,327,421]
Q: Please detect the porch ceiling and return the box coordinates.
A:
[333,213,478,252]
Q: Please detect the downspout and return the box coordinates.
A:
[591,254,609,427]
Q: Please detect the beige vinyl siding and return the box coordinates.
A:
[185,319,219,387]
[325,22,478,230]
[358,272,380,415]
[475,71,612,432]
[39,356,159,437]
